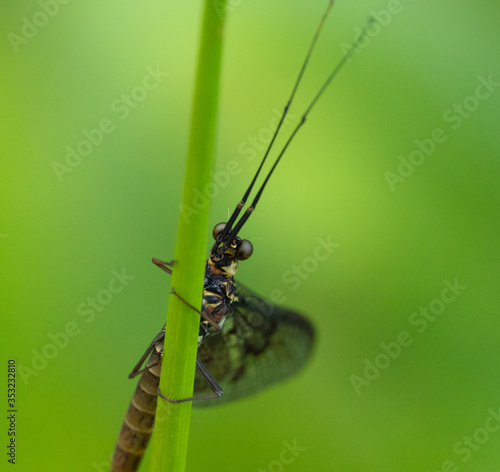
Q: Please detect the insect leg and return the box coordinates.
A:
[170,287,221,332]
[152,258,221,331]
[128,326,165,379]
[157,358,223,403]
[152,257,175,275]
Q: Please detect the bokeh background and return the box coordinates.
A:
[2,1,500,471]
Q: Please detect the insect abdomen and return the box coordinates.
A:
[111,348,162,472]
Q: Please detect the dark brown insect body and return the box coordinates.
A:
[111,232,256,472]
[110,2,371,470]
[111,258,314,471]
[111,331,163,472]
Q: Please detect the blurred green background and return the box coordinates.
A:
[2,1,500,471]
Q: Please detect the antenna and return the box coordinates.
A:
[216,5,375,255]
[216,1,335,247]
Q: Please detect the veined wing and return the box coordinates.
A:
[193,281,314,407]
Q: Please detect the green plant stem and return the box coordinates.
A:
[149,2,226,471]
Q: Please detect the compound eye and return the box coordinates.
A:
[212,222,227,240]
[236,239,253,261]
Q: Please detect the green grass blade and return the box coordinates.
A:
[149,1,226,471]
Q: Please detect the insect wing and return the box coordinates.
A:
[193,281,314,407]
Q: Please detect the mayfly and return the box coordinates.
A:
[111,3,372,471]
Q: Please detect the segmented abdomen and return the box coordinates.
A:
[111,344,162,472]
